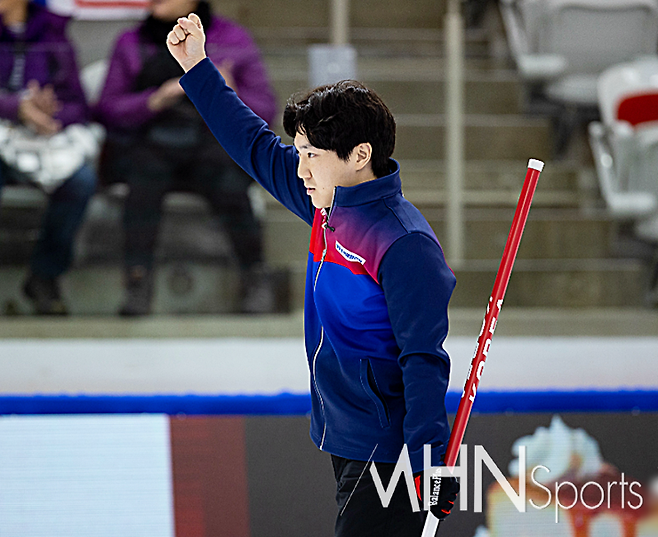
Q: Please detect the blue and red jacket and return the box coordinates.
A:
[181,59,456,472]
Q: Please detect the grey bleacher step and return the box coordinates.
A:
[70,21,498,71]
[0,264,237,315]
[271,72,522,116]
[219,0,450,32]
[262,207,622,264]
[1,308,657,338]
[362,75,520,116]
[395,160,579,191]
[0,189,236,265]
[451,258,647,308]
[394,114,551,161]
[0,263,291,316]
[426,208,619,261]
[281,258,647,310]
[404,190,581,208]
[78,192,243,264]
[69,0,486,67]
[400,160,594,207]
[0,185,218,211]
[253,25,492,57]
[264,55,512,80]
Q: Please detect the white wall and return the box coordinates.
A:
[0,337,655,395]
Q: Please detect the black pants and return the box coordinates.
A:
[107,137,263,272]
[332,455,427,537]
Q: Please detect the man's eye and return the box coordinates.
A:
[308,152,315,158]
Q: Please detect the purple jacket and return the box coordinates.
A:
[0,2,88,126]
[96,14,276,130]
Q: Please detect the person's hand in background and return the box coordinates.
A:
[18,80,62,135]
[147,77,185,112]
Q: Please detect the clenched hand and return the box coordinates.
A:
[167,13,207,73]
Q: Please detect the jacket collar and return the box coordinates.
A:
[333,159,401,207]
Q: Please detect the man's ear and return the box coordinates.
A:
[353,143,373,172]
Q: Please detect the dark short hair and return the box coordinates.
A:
[283,80,396,178]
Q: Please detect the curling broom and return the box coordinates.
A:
[422,158,545,537]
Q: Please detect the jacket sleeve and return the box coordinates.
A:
[0,90,20,122]
[48,37,88,126]
[180,58,314,225]
[378,232,456,473]
[206,29,276,125]
[0,11,86,125]
[0,44,87,126]
[0,40,20,118]
[94,34,159,130]
[26,35,89,127]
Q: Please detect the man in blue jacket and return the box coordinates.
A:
[167,14,459,537]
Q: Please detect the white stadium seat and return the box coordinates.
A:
[501,0,658,106]
[589,58,658,242]
[80,59,109,107]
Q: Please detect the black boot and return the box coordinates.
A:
[119,265,154,316]
[23,274,68,315]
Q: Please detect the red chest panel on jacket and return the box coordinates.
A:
[309,209,370,278]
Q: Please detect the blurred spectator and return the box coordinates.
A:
[96,0,277,316]
[465,0,497,28]
[0,0,96,315]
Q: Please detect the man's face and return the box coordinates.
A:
[294,132,355,209]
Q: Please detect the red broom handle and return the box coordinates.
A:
[445,158,543,467]
[422,158,544,537]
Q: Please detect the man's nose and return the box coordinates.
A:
[297,159,310,180]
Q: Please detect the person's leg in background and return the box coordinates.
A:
[119,144,177,316]
[332,455,427,537]
[19,163,97,315]
[648,245,658,307]
[191,143,274,314]
[464,0,496,28]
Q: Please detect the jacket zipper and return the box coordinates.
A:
[313,192,334,288]
[311,191,336,450]
[312,328,327,449]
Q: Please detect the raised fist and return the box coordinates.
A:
[167,12,207,73]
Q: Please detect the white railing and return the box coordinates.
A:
[331,0,350,45]
[445,0,465,268]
